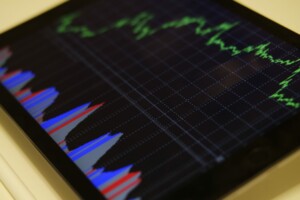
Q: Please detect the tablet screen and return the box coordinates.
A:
[0,0,299,199]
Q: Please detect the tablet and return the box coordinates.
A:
[0,0,299,199]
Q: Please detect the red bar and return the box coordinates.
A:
[102,172,140,195]
[14,88,31,97]
[108,178,141,200]
[58,140,66,145]
[48,103,104,135]
[20,89,45,103]
[36,114,44,124]
[0,70,21,81]
[86,169,96,176]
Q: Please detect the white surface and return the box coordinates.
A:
[0,181,14,200]
[0,0,66,33]
[0,155,35,200]
[235,0,300,34]
[0,109,63,200]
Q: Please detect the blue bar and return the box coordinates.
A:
[17,90,32,101]
[69,133,114,161]
[91,165,133,188]
[1,71,21,82]
[22,87,56,107]
[23,88,58,109]
[3,72,34,89]
[3,71,31,85]
[0,67,7,76]
[27,97,58,118]
[88,168,104,179]
[41,103,91,130]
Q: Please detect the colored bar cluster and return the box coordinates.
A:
[67,133,123,172]
[88,166,141,200]
[0,47,142,200]
[1,70,58,120]
[40,102,142,200]
[0,67,7,76]
[41,102,104,147]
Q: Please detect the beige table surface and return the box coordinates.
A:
[235,0,300,34]
[0,0,299,200]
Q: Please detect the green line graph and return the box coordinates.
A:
[270,66,300,109]
[56,12,300,109]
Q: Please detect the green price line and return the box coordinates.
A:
[270,66,300,109]
[56,12,300,109]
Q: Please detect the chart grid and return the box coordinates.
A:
[2,0,300,199]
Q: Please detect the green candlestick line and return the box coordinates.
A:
[270,66,300,109]
[57,12,300,66]
[56,12,300,109]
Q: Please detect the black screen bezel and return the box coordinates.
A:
[0,0,299,199]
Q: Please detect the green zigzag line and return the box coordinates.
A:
[56,12,300,109]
